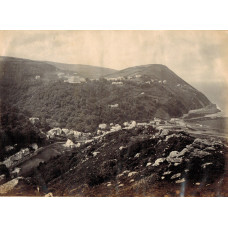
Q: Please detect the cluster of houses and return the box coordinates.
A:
[2,143,39,169]
[47,127,91,140]
[64,76,86,84]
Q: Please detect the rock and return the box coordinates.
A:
[92,152,100,157]
[176,178,185,184]
[146,162,152,167]
[179,148,189,156]
[191,149,211,158]
[161,176,165,180]
[44,192,53,197]
[174,163,181,166]
[128,171,138,177]
[134,153,140,158]
[107,183,112,187]
[195,182,201,186]
[171,173,181,179]
[163,171,172,175]
[166,151,183,163]
[153,158,166,166]
[202,162,213,169]
[0,177,23,195]
[193,138,212,149]
[119,184,124,187]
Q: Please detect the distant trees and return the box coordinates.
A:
[0,103,45,161]
[2,77,188,133]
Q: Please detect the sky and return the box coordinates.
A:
[0,30,227,111]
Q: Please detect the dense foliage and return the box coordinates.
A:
[2,78,190,132]
[0,102,45,161]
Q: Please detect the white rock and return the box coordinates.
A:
[119,184,124,187]
[107,183,112,187]
[195,182,201,186]
[163,171,172,175]
[152,158,166,166]
[176,178,185,184]
[129,179,135,183]
[0,177,23,194]
[134,153,140,158]
[128,171,138,177]
[92,151,100,157]
[146,162,152,167]
[171,173,181,179]
[202,162,213,168]
[45,192,53,197]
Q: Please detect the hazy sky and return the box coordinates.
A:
[0,30,227,85]
[0,30,227,112]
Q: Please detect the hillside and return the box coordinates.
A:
[105,64,211,108]
[1,59,217,133]
[1,125,226,196]
[46,61,117,78]
[0,56,117,84]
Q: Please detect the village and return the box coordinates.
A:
[1,107,226,196]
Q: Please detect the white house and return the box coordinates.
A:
[109,104,119,108]
[99,123,107,130]
[112,82,123,85]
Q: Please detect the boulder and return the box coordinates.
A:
[0,177,23,195]
[153,158,166,166]
[191,149,211,158]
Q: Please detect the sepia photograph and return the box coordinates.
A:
[0,30,227,197]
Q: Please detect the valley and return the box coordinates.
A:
[0,56,227,197]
